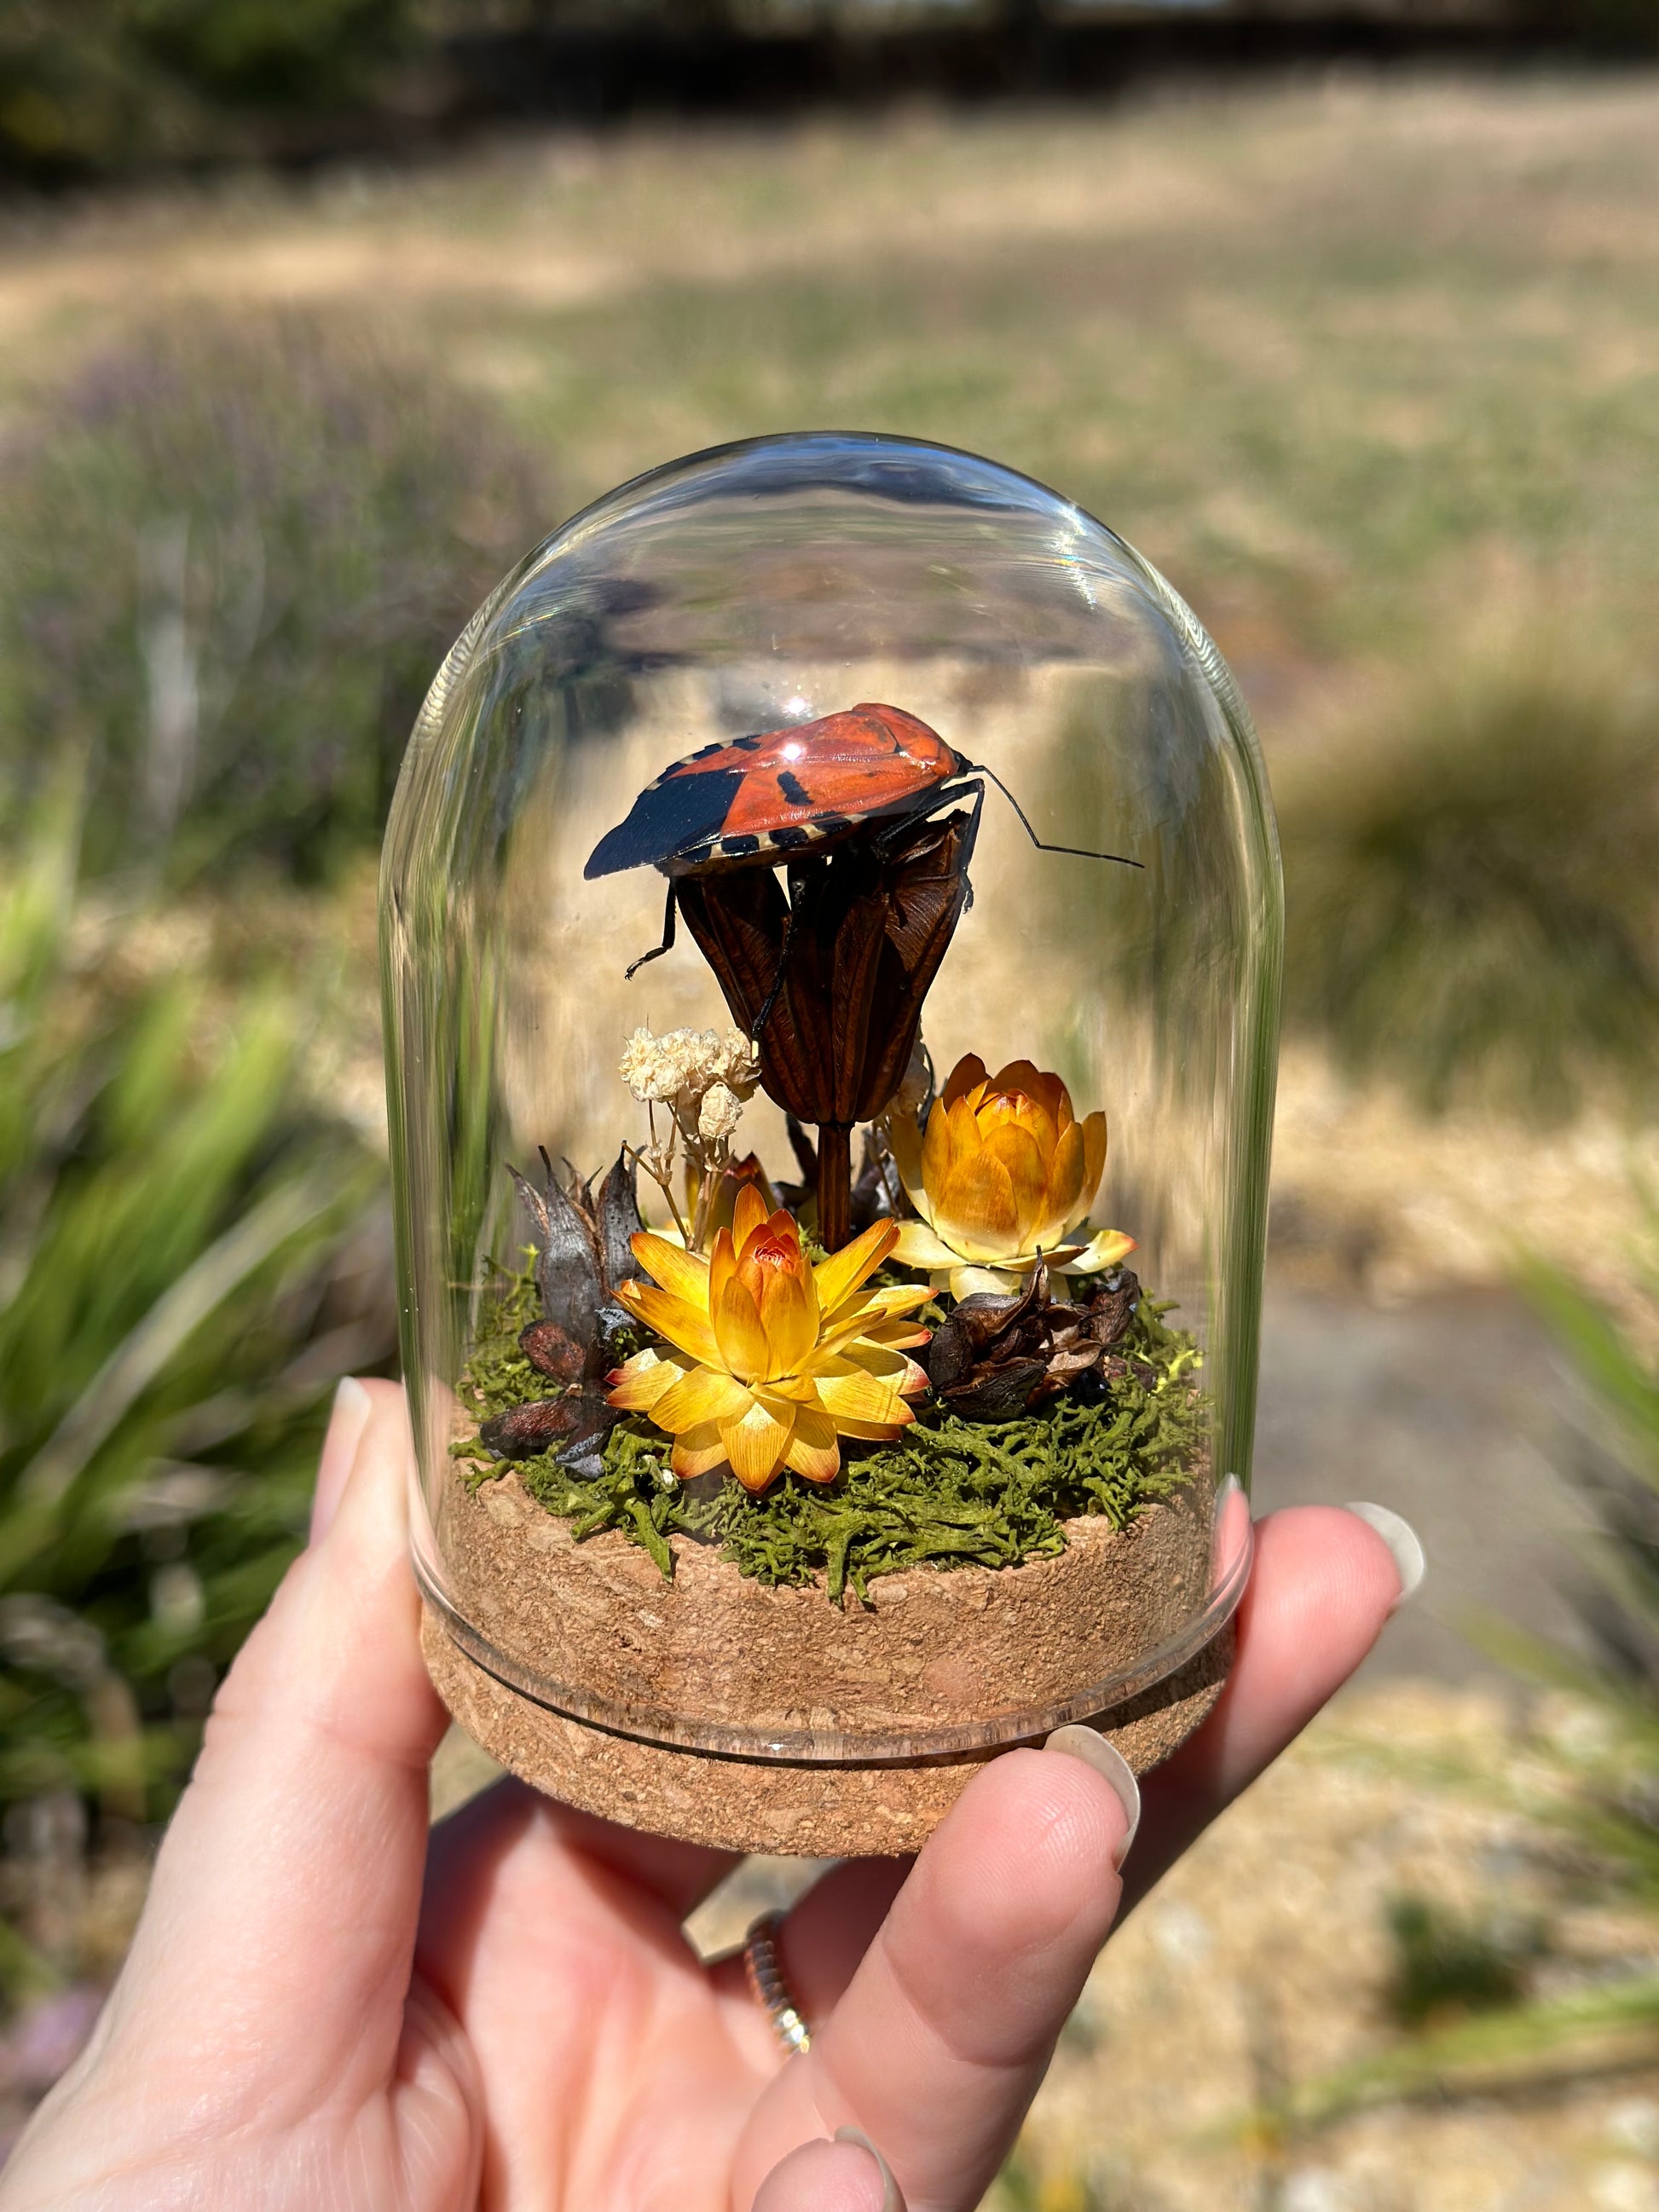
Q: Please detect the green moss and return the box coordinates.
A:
[455,1262,1208,1599]
[450,1253,549,1453]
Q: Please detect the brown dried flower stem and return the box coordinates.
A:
[690,1164,720,1253]
[818,1122,853,1256]
[628,1112,691,1248]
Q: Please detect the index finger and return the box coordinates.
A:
[1118,1503,1411,1915]
[69,1383,448,2125]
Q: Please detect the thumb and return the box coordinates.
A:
[84,1380,448,2125]
[753,2132,904,2212]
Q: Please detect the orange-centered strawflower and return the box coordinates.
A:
[606,1187,930,1494]
[887,1054,1136,1301]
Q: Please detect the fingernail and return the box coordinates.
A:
[312,1376,373,1545]
[1344,1501,1425,1612]
[1041,1724,1142,1867]
[833,2128,904,2212]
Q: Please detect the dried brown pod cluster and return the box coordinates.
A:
[480,1151,649,1476]
[924,1265,1143,1423]
[677,804,978,1250]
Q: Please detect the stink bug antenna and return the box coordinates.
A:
[975,763,1141,869]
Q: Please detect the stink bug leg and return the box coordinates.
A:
[625,881,679,981]
[750,875,806,1035]
[968,761,1138,869]
[871,775,986,875]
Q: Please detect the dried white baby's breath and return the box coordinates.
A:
[618,1027,681,1106]
[620,1025,758,1118]
[698,1082,744,1145]
[715,1029,760,1101]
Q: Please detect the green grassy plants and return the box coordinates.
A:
[1503,1218,1659,1901]
[0,783,389,1904]
[0,310,552,885]
[1381,1893,1543,2030]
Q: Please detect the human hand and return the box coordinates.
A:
[0,1380,1411,2212]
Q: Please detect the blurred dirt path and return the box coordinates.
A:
[1257,1276,1593,1686]
[1010,1676,1659,2212]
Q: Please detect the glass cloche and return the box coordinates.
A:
[380,432,1280,1856]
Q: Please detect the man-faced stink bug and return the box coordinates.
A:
[583,701,1136,993]
[585,702,1138,1249]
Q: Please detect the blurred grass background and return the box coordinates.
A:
[1,44,1657,2200]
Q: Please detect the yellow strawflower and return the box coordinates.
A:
[606,1187,930,1493]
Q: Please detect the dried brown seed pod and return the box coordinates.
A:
[479,1388,620,1464]
[518,1320,587,1382]
[507,1147,648,1378]
[1079,1270,1140,1351]
[676,803,977,1250]
[926,1266,1144,1422]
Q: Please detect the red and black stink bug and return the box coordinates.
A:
[584,702,1136,988]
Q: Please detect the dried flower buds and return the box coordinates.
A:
[697,1081,745,1146]
[618,1024,762,1249]
[676,803,978,1250]
[619,1025,759,1115]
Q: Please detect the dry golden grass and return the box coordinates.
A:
[5,73,1659,683]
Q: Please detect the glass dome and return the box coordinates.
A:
[381,432,1280,1853]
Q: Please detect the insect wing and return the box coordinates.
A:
[583,765,746,879]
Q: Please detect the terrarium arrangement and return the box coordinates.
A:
[454,1024,1206,1610]
[382,432,1280,1855]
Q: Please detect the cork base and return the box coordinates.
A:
[435,1453,1227,1755]
[421,1603,1233,1855]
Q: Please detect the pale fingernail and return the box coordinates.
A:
[1041,1725,1142,1867]
[311,1376,373,1545]
[1344,1501,1426,1612]
[833,2127,905,2212]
